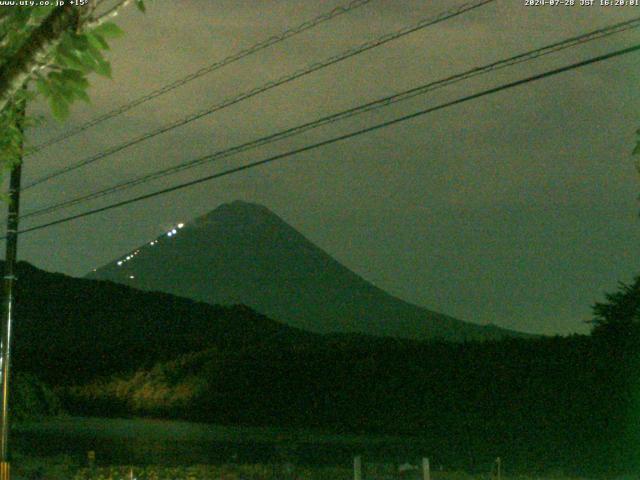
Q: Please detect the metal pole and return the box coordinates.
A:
[353,455,362,480]
[422,457,430,480]
[0,93,25,480]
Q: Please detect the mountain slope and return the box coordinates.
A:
[87,201,525,341]
[8,261,315,384]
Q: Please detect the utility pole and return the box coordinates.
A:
[0,92,26,480]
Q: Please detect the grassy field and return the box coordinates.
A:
[13,460,344,480]
[3,462,534,480]
[9,455,600,480]
[73,464,350,480]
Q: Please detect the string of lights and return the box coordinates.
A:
[27,0,375,155]
[19,15,640,221]
[22,0,495,191]
[7,42,640,239]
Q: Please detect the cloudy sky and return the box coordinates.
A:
[11,0,640,335]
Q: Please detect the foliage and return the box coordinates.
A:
[63,334,631,476]
[7,458,602,480]
[0,2,147,177]
[71,464,351,480]
[10,461,353,480]
[7,261,640,476]
[589,276,640,472]
[591,275,640,337]
[34,21,124,119]
[10,453,79,480]
[10,372,61,422]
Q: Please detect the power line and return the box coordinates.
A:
[27,0,375,155]
[20,16,640,221]
[22,0,495,190]
[8,42,640,239]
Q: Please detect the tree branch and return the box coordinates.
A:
[0,5,80,114]
[85,0,132,29]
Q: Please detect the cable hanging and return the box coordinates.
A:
[22,0,495,190]
[28,0,375,155]
[8,42,640,239]
[20,15,640,221]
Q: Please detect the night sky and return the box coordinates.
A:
[10,0,640,335]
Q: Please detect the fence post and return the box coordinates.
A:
[422,457,430,480]
[496,457,501,480]
[354,455,362,480]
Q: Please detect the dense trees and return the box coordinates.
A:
[591,276,640,338]
[589,276,640,475]
[63,333,634,476]
[5,261,640,476]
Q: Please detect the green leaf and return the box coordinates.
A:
[135,0,146,13]
[91,22,124,39]
[76,49,100,71]
[93,58,112,78]
[61,69,89,90]
[48,78,76,103]
[57,34,81,59]
[60,83,79,102]
[60,68,84,82]
[11,8,31,30]
[86,32,110,51]
[632,142,640,156]
[56,47,90,73]
[47,71,63,82]
[68,32,90,50]
[75,89,91,104]
[84,41,107,65]
[35,77,52,98]
[49,96,69,121]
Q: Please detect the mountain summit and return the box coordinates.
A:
[87,201,524,341]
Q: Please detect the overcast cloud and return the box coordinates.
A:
[12,0,640,335]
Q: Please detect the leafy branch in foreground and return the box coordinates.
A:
[0,1,147,175]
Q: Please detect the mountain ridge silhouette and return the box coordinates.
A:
[87,200,529,341]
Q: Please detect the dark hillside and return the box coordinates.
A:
[9,261,315,384]
[64,332,639,476]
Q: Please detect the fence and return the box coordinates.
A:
[354,456,503,480]
[354,455,431,480]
